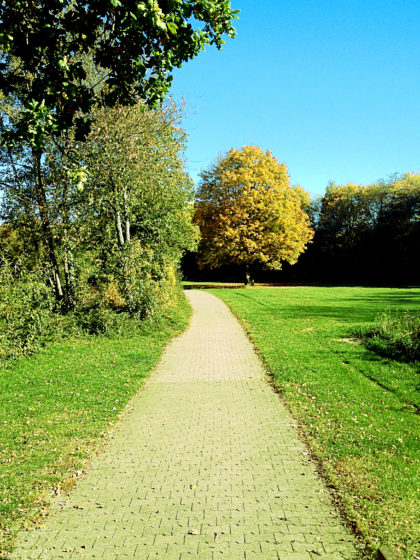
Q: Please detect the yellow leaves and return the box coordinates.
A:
[195,146,314,270]
[102,281,125,309]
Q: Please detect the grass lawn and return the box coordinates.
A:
[182,281,244,289]
[0,297,191,558]
[211,286,419,559]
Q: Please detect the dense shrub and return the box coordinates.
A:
[0,256,185,358]
[357,310,420,361]
[0,101,198,356]
[71,246,184,334]
[0,264,60,360]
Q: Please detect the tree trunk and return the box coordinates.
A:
[61,172,76,311]
[33,149,64,303]
[115,209,125,247]
[63,249,76,311]
[123,188,131,243]
[244,263,254,286]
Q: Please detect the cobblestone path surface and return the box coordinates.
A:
[12,291,358,560]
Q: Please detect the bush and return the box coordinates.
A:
[0,264,59,360]
[115,243,182,317]
[357,310,420,361]
[74,306,120,335]
[0,251,185,361]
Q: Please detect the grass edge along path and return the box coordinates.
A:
[0,296,192,559]
[210,286,419,560]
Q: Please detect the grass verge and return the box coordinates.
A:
[210,286,419,559]
[0,296,191,558]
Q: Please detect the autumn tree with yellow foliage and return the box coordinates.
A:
[194,146,314,284]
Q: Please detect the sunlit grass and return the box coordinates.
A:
[0,297,191,557]
[211,286,419,559]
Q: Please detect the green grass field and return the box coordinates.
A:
[211,286,419,559]
[0,297,191,558]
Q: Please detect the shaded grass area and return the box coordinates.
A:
[356,310,420,362]
[0,297,191,557]
[211,286,419,559]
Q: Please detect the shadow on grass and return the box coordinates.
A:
[231,288,420,324]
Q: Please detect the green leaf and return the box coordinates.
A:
[166,22,178,35]
[154,16,167,32]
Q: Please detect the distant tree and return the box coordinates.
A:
[372,173,420,282]
[306,175,420,283]
[315,182,371,268]
[0,0,238,147]
[194,146,314,284]
[291,185,311,213]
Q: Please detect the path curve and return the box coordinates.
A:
[12,291,357,559]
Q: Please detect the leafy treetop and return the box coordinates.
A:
[194,145,314,281]
[0,0,238,146]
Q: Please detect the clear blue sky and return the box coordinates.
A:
[170,0,420,198]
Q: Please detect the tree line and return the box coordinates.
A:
[292,174,420,285]
[0,0,238,360]
[0,99,200,357]
[184,148,419,286]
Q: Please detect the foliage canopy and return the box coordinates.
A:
[300,173,420,284]
[194,146,314,280]
[0,100,198,357]
[0,0,238,145]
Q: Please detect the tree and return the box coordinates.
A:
[304,175,420,284]
[0,2,236,297]
[291,184,311,213]
[0,115,70,301]
[0,0,238,146]
[194,146,314,284]
[0,100,199,313]
[371,174,420,283]
[77,100,199,312]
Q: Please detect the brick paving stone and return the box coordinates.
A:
[10,291,358,559]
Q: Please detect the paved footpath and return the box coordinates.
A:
[12,291,358,560]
